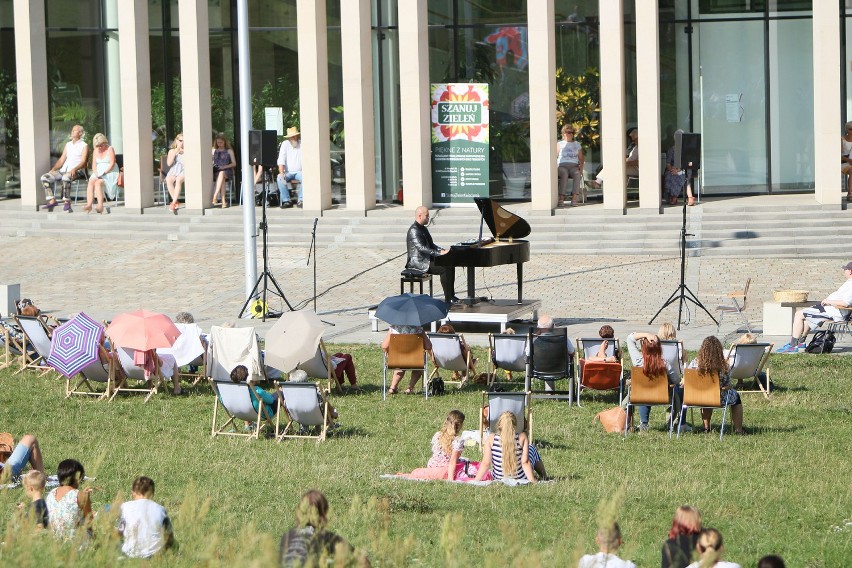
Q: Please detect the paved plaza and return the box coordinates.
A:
[1,232,848,351]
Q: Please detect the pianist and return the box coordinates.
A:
[406,206,457,303]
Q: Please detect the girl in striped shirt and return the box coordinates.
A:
[474,411,545,482]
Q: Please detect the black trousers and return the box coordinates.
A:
[428,262,455,302]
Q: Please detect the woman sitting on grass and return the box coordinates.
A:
[45,459,92,541]
[685,528,741,568]
[474,411,546,483]
[662,505,702,568]
[686,336,744,434]
[401,410,484,481]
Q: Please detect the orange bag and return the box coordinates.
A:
[0,432,15,463]
[594,406,627,433]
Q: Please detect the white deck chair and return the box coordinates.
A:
[13,315,55,376]
[114,347,163,402]
[157,322,205,385]
[576,337,618,361]
[479,390,532,445]
[1,323,29,371]
[211,380,277,440]
[487,332,528,387]
[206,326,265,383]
[277,382,333,442]
[66,358,113,400]
[660,340,685,379]
[427,332,473,389]
[726,342,773,399]
[296,341,337,392]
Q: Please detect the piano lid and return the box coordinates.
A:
[474,197,531,240]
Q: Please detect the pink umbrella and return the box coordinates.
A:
[105,310,180,351]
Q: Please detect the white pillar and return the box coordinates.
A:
[599,0,626,211]
[341,0,376,213]
[13,0,50,210]
[178,0,214,211]
[117,1,154,211]
[812,3,842,205]
[528,0,557,213]
[398,0,431,209]
[298,0,332,213]
[636,0,661,209]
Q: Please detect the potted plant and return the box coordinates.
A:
[555,66,600,171]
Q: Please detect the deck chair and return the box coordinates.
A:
[13,315,55,376]
[677,369,729,440]
[296,341,338,392]
[660,340,685,380]
[277,382,334,442]
[575,337,618,361]
[716,277,752,333]
[211,380,277,440]
[206,326,265,383]
[726,342,773,399]
[427,332,474,389]
[624,367,675,437]
[479,391,532,445]
[575,337,623,406]
[114,347,164,402]
[486,332,529,387]
[1,322,31,371]
[382,333,428,400]
[157,323,206,386]
[528,328,573,403]
[823,307,852,341]
[65,358,114,400]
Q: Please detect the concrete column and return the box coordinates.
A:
[599,0,626,211]
[812,3,841,206]
[117,1,154,211]
[298,0,332,213]
[528,0,557,213]
[13,0,50,210]
[340,0,376,213]
[398,0,431,209]
[636,0,661,209]
[178,0,213,212]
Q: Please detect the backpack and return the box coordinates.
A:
[805,330,836,354]
[428,375,445,396]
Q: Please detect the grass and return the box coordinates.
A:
[1,344,851,567]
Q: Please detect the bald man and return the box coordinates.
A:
[405,206,456,303]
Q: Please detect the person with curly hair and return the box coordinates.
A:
[687,336,744,434]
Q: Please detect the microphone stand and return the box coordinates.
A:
[648,165,718,330]
[305,217,334,325]
[239,166,293,321]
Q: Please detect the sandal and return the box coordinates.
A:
[387,387,398,395]
[687,196,696,206]
[403,387,414,395]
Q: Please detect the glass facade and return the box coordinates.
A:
[0,0,17,196]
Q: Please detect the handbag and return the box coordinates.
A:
[805,330,836,354]
[594,406,627,433]
[116,169,124,188]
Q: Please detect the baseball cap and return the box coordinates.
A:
[843,262,852,270]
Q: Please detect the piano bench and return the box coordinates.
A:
[400,270,434,296]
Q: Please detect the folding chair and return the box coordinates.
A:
[211,380,277,440]
[13,315,55,376]
[65,358,114,400]
[157,322,206,386]
[716,277,752,333]
[427,332,474,389]
[277,382,334,442]
[677,369,730,440]
[527,328,573,403]
[296,341,338,392]
[479,390,532,445]
[158,155,170,206]
[726,342,773,399]
[824,308,852,341]
[660,340,685,380]
[205,326,265,383]
[575,337,618,361]
[1,322,30,371]
[382,334,428,400]
[486,332,528,387]
[575,337,623,407]
[114,347,164,403]
[624,367,675,437]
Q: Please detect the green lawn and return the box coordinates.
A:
[1,344,851,567]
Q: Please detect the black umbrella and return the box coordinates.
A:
[375,293,450,327]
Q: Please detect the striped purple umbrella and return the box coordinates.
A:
[47,312,104,378]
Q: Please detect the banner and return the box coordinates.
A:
[430,83,489,205]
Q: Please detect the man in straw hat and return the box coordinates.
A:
[276,126,303,208]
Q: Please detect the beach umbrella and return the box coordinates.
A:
[47,312,104,378]
[263,309,325,373]
[375,293,450,327]
[105,310,180,351]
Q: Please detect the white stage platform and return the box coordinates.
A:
[368,299,541,333]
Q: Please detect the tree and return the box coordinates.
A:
[555,66,600,153]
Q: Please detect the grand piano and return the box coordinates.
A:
[435,197,530,305]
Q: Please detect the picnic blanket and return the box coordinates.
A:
[380,474,541,487]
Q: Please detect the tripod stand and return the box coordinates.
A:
[239,167,293,321]
[648,168,718,330]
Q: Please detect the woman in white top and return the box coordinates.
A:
[83,133,118,214]
[165,133,186,214]
[685,528,741,568]
[556,124,584,206]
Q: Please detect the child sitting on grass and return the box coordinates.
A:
[473,411,546,483]
[578,522,636,568]
[45,458,92,540]
[402,410,485,481]
[19,469,48,529]
[117,476,174,558]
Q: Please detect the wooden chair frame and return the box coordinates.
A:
[211,380,278,440]
[677,369,730,440]
[382,334,428,400]
[726,342,773,399]
[276,381,333,443]
[427,332,473,389]
[486,332,529,388]
[624,367,675,437]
